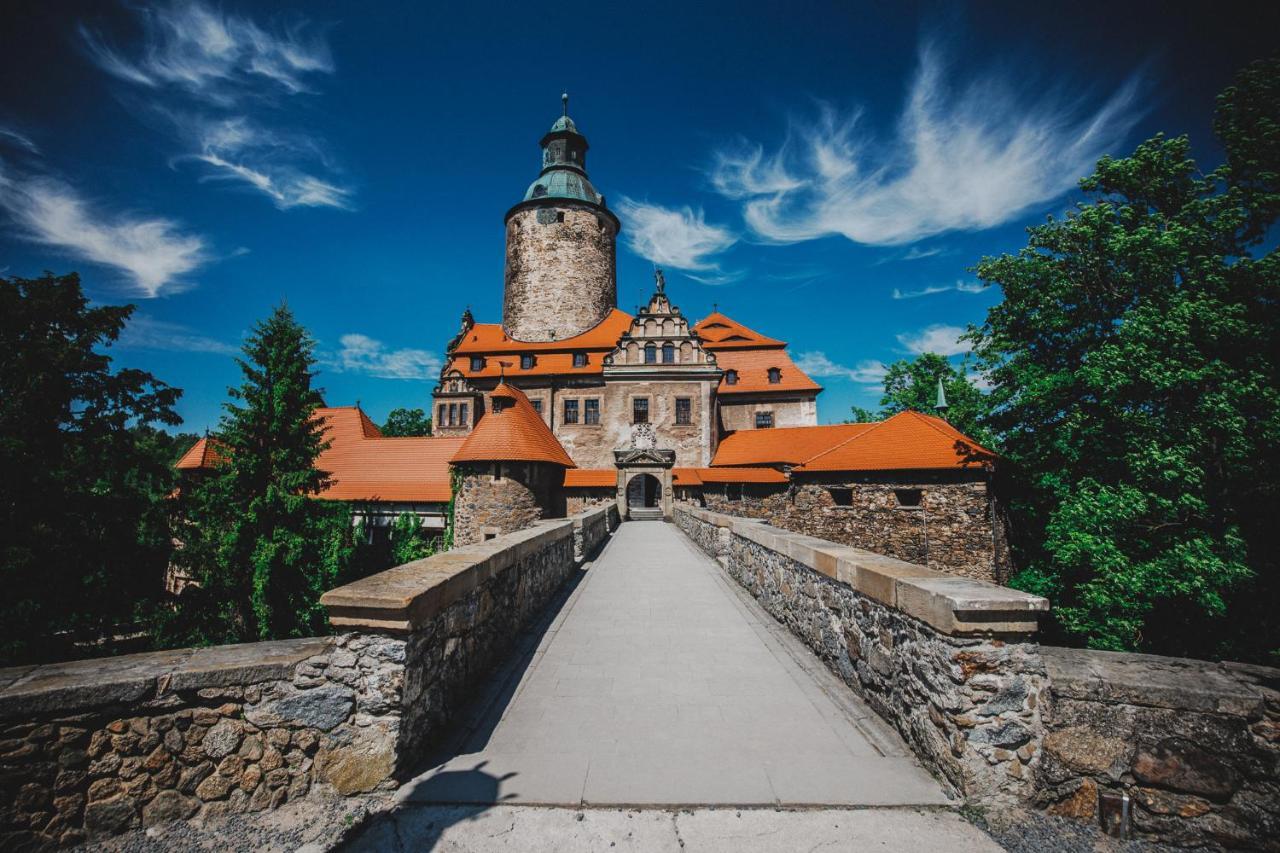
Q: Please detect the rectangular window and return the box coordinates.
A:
[584,398,600,425]
[520,353,535,369]
[644,345,657,364]
[470,356,485,371]
[438,404,446,426]
[675,397,692,425]
[633,397,649,423]
[563,399,579,424]
[458,403,469,426]
[572,352,588,368]
[755,411,774,429]
[530,399,542,415]
[827,487,853,506]
[895,488,923,508]
[448,402,458,427]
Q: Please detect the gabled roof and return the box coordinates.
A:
[451,383,575,467]
[795,410,994,473]
[452,309,632,354]
[175,437,227,470]
[712,423,875,467]
[713,348,822,395]
[693,312,785,350]
[315,406,383,442]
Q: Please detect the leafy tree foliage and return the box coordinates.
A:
[0,273,182,664]
[172,305,340,643]
[967,58,1280,661]
[381,407,432,436]
[390,512,437,564]
[853,353,995,447]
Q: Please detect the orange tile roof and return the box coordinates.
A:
[673,467,703,486]
[447,351,602,379]
[694,312,785,350]
[711,423,875,467]
[452,309,633,354]
[696,466,789,484]
[713,348,822,395]
[451,383,576,467]
[317,435,464,502]
[795,410,995,473]
[175,437,227,470]
[564,468,617,488]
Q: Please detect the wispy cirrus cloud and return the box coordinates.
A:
[80,2,332,104]
[331,334,441,380]
[710,42,1142,246]
[116,315,237,354]
[795,351,887,385]
[897,324,971,356]
[0,127,39,155]
[892,279,984,299]
[616,198,737,273]
[0,167,207,297]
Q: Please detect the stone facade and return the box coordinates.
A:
[452,461,562,546]
[502,205,617,343]
[1037,647,1280,848]
[701,472,1009,583]
[717,396,817,432]
[675,506,1048,803]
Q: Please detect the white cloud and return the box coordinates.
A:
[116,316,237,354]
[0,168,207,297]
[896,324,971,356]
[795,351,887,385]
[710,43,1141,246]
[0,127,39,155]
[80,2,333,104]
[182,116,351,210]
[616,198,736,271]
[333,334,440,380]
[902,246,941,260]
[892,279,985,299]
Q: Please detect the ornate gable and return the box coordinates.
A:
[603,270,718,372]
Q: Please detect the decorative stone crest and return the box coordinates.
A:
[630,422,656,449]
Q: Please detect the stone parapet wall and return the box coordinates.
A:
[1038,647,1280,849]
[0,506,616,846]
[675,505,1048,803]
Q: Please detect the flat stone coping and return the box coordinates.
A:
[321,506,612,633]
[678,505,1048,637]
[1042,645,1277,719]
[0,637,333,720]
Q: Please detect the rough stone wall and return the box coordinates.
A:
[572,504,619,562]
[1037,647,1280,849]
[675,508,1047,804]
[717,396,817,431]
[701,473,1008,583]
[502,206,617,343]
[565,488,615,515]
[0,636,402,846]
[452,462,561,546]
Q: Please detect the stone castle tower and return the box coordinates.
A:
[502,95,620,342]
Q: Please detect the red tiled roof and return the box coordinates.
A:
[452,309,633,355]
[694,312,785,350]
[175,437,227,470]
[318,435,464,502]
[711,423,875,467]
[451,383,575,467]
[673,467,703,486]
[447,351,602,379]
[795,410,994,473]
[564,468,616,488]
[696,466,789,484]
[713,348,822,395]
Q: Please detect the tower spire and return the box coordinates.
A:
[935,376,949,414]
[562,91,569,116]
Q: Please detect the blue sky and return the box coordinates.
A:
[1,1,1274,432]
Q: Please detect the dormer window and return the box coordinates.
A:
[767,367,782,384]
[520,353,535,370]
[470,356,485,371]
[572,352,588,368]
[725,369,739,386]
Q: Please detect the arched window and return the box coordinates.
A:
[644,343,657,364]
[725,369,739,386]
[661,343,675,363]
[767,367,782,384]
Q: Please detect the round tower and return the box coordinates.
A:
[502,95,619,342]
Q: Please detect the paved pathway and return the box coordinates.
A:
[396,521,952,809]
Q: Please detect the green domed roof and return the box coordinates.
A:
[548,114,579,134]
[516,95,608,209]
[523,168,603,205]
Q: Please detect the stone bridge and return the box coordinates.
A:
[1,505,1277,850]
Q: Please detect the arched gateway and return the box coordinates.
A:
[613,447,675,520]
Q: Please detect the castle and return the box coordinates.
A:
[179,98,1009,582]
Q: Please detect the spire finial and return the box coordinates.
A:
[654,267,665,293]
[935,376,949,414]
[561,92,569,116]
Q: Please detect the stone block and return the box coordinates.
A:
[0,649,192,720]
[894,576,1047,636]
[166,638,333,692]
[841,556,938,607]
[244,685,353,732]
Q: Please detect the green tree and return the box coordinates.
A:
[381,407,432,436]
[967,58,1280,661]
[0,273,183,664]
[389,512,436,564]
[874,353,995,446]
[174,305,338,643]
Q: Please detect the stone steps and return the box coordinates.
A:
[627,507,663,521]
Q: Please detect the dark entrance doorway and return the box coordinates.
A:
[626,473,661,508]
